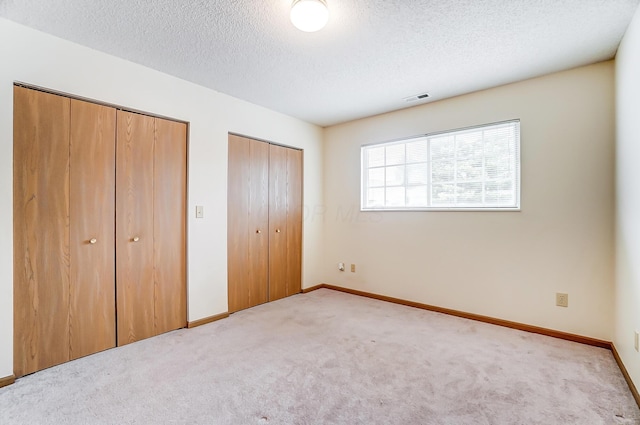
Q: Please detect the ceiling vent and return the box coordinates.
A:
[403,92,430,103]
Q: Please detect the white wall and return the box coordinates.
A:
[0,18,324,379]
[323,62,615,341]
[615,5,640,393]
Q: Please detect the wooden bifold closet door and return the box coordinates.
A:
[13,86,187,377]
[13,88,117,376]
[116,110,187,345]
[69,99,117,361]
[268,144,303,302]
[227,134,302,313]
[153,118,188,336]
[227,135,269,313]
[14,87,73,377]
[116,110,156,345]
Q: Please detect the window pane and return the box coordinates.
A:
[485,156,512,180]
[385,165,405,186]
[486,180,514,204]
[456,182,483,204]
[484,140,510,159]
[367,188,384,207]
[406,140,428,163]
[407,186,428,207]
[368,168,384,187]
[431,183,455,205]
[484,129,512,152]
[430,136,454,159]
[456,157,483,181]
[385,144,405,166]
[456,132,483,158]
[432,160,454,183]
[407,163,428,185]
[386,187,405,207]
[367,147,385,167]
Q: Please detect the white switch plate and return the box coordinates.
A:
[196,206,204,218]
[635,330,639,352]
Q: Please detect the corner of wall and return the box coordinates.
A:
[614,2,640,399]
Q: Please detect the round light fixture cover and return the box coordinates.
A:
[290,0,329,32]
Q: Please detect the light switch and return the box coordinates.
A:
[196,206,204,218]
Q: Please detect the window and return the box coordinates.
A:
[361,120,520,211]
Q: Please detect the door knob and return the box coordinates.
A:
[132,236,140,242]
[275,229,281,233]
[256,230,261,234]
[89,238,97,244]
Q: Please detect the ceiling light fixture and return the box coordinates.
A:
[290,0,329,33]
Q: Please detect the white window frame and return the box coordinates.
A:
[361,120,521,211]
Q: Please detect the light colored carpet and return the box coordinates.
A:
[1,288,638,424]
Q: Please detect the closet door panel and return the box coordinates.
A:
[153,118,187,334]
[285,148,303,296]
[228,135,251,313]
[248,139,270,306]
[228,135,269,312]
[69,99,116,360]
[116,110,155,346]
[13,87,71,377]
[268,144,288,302]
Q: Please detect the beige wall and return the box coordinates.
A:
[0,18,324,378]
[615,5,640,393]
[323,62,615,341]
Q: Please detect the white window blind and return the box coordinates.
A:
[361,120,520,211]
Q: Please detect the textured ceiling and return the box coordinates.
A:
[1,0,638,127]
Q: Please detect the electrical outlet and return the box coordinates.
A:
[351,264,356,273]
[635,330,639,352]
[556,293,568,308]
